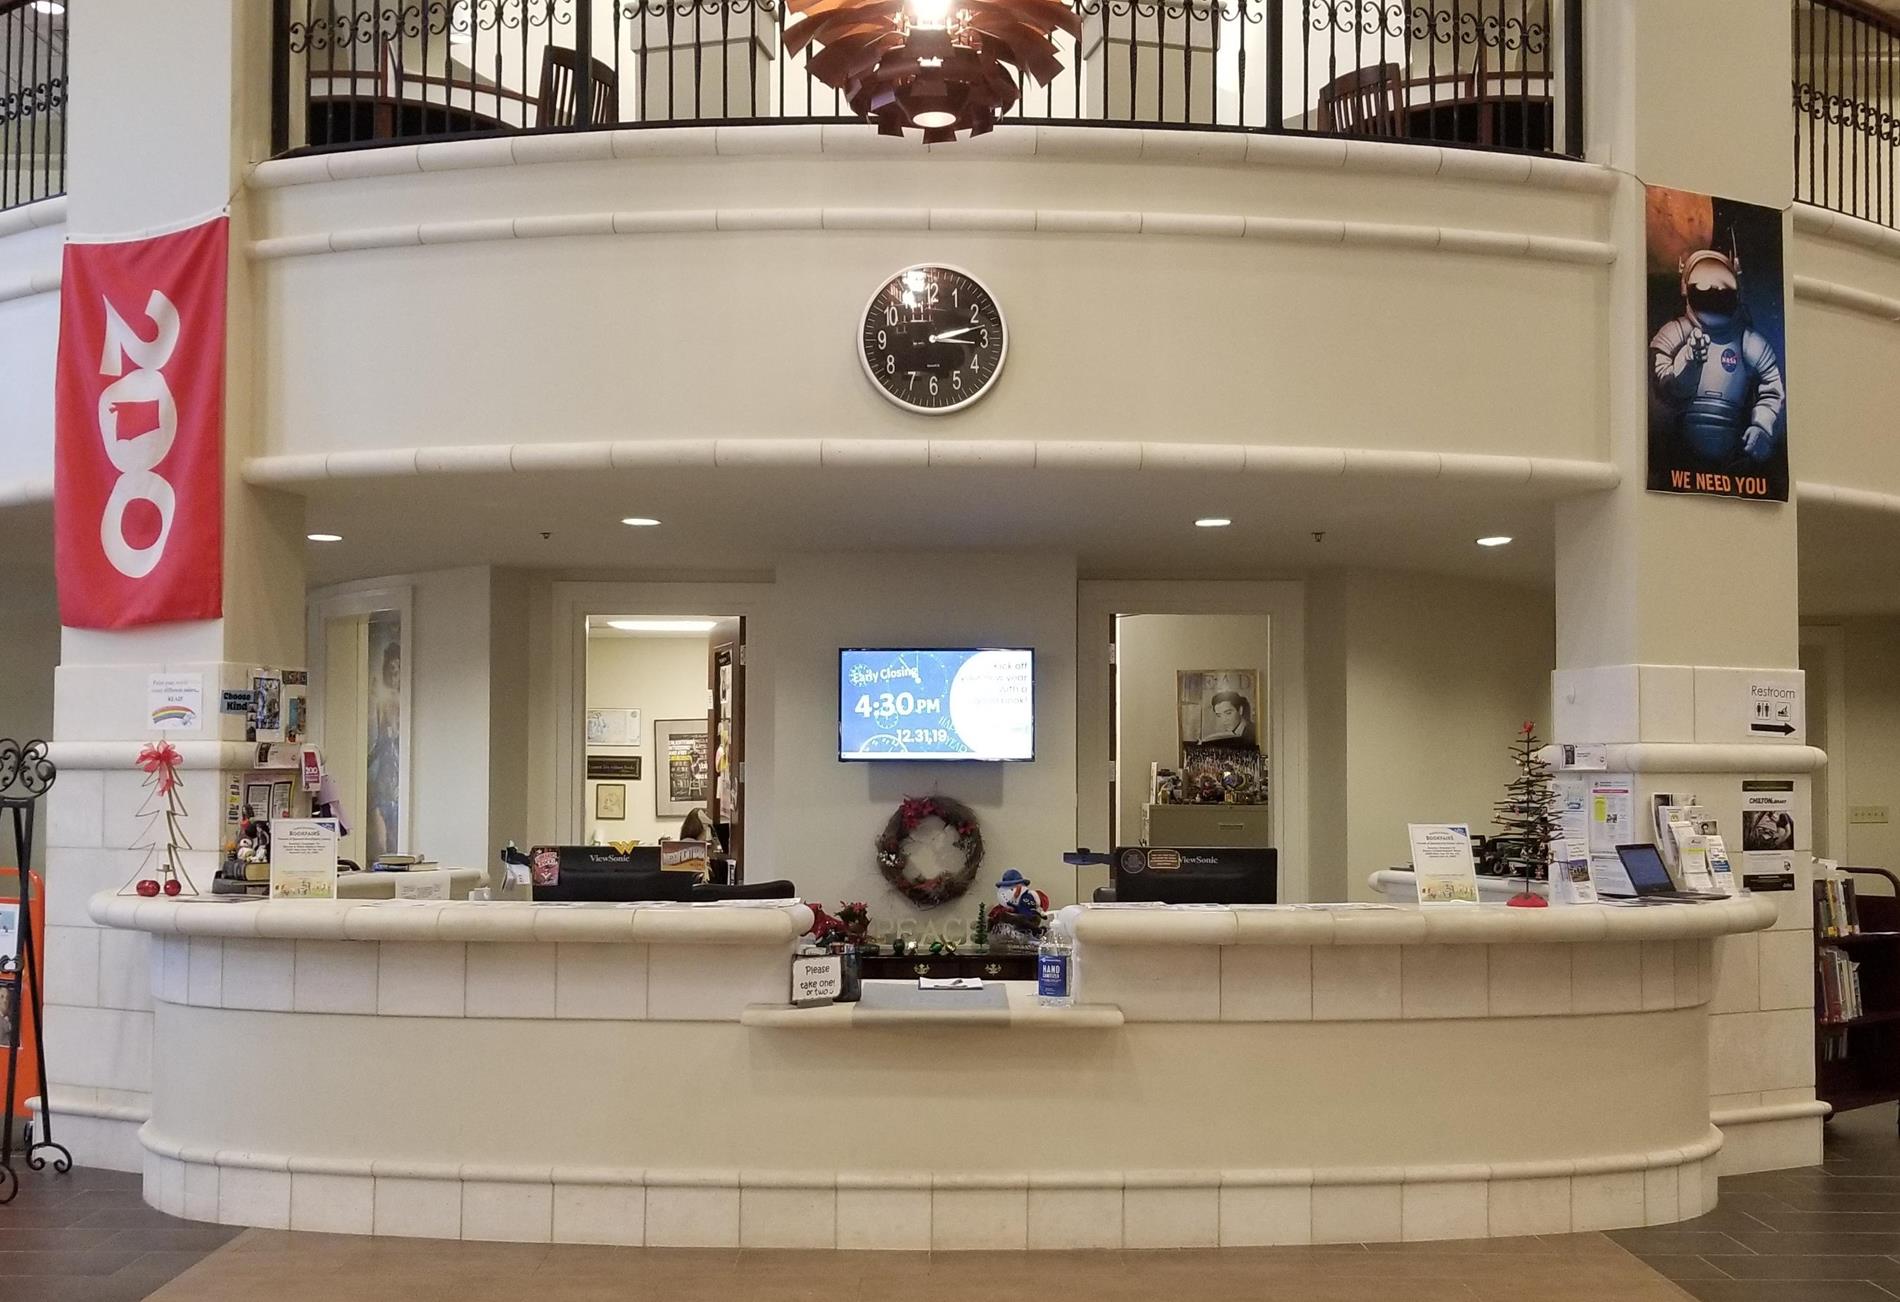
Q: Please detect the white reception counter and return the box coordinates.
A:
[91,892,1778,1249]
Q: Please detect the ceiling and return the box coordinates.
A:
[290,460,1563,590]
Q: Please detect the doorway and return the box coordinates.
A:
[582,615,745,876]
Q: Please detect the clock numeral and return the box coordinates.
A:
[952,371,963,391]
[885,306,898,327]
[980,328,989,348]
[876,329,887,349]
[928,375,939,397]
[970,305,980,325]
[885,355,895,375]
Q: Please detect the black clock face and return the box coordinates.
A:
[859,265,1007,414]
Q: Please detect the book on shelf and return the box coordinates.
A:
[1819,874,1862,938]
[1819,943,1864,1024]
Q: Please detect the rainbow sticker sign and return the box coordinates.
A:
[147,672,204,734]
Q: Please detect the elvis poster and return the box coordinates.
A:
[1644,185,1789,503]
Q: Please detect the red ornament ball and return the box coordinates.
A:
[162,879,182,897]
[135,879,160,898]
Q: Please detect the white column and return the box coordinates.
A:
[1556,0,1821,1175]
[38,0,306,1171]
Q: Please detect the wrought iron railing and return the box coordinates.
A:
[0,0,65,212]
[1796,0,1900,228]
[270,0,1584,159]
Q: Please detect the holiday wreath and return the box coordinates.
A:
[875,795,984,908]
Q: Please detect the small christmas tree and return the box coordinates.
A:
[122,742,198,898]
[1492,722,1560,907]
[972,896,989,950]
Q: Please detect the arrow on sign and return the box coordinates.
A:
[1751,722,1797,735]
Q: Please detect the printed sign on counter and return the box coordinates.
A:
[1587,775,1635,855]
[269,818,339,900]
[1407,823,1480,905]
[791,954,843,1007]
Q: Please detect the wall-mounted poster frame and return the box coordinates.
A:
[306,582,414,864]
[655,718,712,817]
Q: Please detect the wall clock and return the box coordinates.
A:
[859,265,1007,415]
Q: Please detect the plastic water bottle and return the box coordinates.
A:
[1037,917,1074,1008]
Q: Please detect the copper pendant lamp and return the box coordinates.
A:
[783,0,1081,142]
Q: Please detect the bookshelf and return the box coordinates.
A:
[1816,867,1900,1128]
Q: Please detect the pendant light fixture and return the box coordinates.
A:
[784,0,1080,142]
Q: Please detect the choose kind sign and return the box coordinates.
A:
[54,216,228,629]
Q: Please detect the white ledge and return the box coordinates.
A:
[250,124,1615,193]
[249,205,1615,268]
[245,440,1618,497]
[1793,203,1900,260]
[0,477,53,508]
[742,984,1124,1030]
[1799,481,1900,517]
[1602,743,1828,773]
[0,195,67,238]
[89,893,814,945]
[1070,896,1778,947]
[1793,273,1900,324]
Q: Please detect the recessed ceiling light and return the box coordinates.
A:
[306,532,344,543]
[1195,517,1232,529]
[1476,536,1514,548]
[603,619,718,633]
[620,517,662,528]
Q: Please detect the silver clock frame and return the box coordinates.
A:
[857,263,1009,416]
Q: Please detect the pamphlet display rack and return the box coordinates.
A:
[1815,866,1900,1130]
[0,739,65,1205]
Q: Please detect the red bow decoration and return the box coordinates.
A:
[137,741,184,795]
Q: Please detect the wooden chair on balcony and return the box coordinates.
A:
[1315,62,1405,136]
[538,45,620,128]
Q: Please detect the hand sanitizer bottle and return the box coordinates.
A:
[1038,916,1074,1008]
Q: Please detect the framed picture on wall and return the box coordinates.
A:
[1177,669,1261,756]
[595,783,628,821]
[655,718,711,817]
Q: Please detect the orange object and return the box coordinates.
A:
[0,868,45,1120]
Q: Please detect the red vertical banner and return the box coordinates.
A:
[54,216,227,629]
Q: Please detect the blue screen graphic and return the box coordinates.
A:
[838,649,1034,761]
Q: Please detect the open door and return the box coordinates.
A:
[708,618,746,882]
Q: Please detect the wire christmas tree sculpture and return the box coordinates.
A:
[1492,722,1560,908]
[119,742,197,899]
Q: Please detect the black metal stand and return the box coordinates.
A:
[0,739,64,1206]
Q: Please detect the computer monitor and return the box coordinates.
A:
[1614,843,1677,897]
[528,845,696,903]
[1111,846,1277,905]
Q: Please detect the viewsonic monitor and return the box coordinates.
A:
[839,648,1034,762]
[1111,846,1278,905]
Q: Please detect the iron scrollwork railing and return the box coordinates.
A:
[0,0,65,213]
[269,0,1582,158]
[1795,0,1900,229]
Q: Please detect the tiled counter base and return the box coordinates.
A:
[94,894,1778,1249]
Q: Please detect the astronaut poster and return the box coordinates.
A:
[1645,185,1789,502]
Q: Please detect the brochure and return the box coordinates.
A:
[269,818,339,900]
[1549,836,1598,905]
[1407,823,1480,906]
[1705,834,1740,896]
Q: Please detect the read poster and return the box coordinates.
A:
[1644,185,1789,503]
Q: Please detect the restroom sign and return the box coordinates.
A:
[1740,673,1804,741]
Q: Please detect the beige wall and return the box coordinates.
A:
[770,552,1079,920]
[1308,570,1554,902]
[1826,617,1900,874]
[1114,612,1271,844]
[583,632,709,844]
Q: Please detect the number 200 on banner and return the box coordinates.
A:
[54,216,227,629]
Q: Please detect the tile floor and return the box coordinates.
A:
[8,1108,1900,1301]
[1614,1105,1900,1302]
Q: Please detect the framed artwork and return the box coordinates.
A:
[655,718,711,817]
[1177,669,1262,756]
[307,584,414,869]
[595,783,628,821]
[586,708,643,746]
[587,755,642,780]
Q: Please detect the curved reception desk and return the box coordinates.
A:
[91,893,1778,1249]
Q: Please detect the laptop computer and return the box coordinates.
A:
[1614,843,1730,902]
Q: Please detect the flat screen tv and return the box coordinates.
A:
[839,648,1034,762]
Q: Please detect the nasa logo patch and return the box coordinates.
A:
[1720,347,1741,373]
